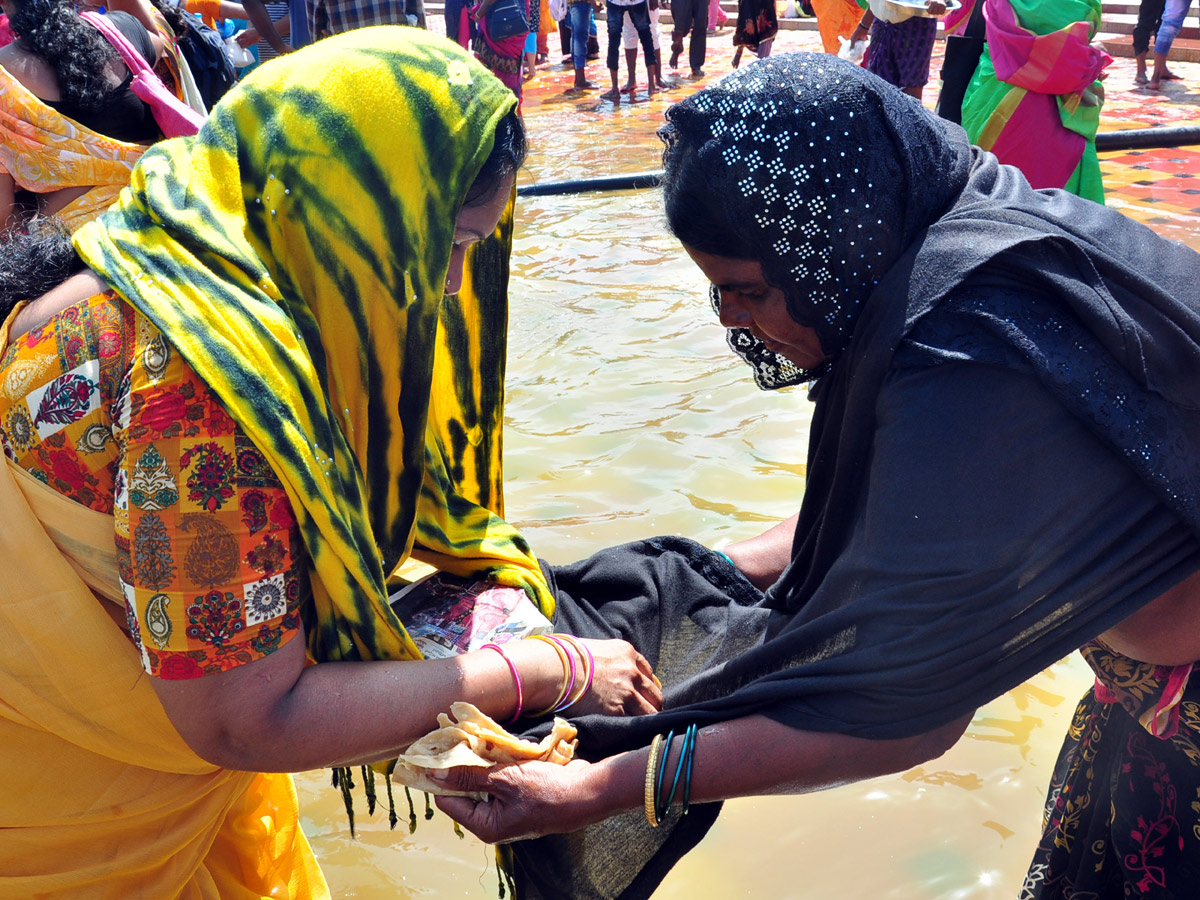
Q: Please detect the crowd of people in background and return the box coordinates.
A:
[0,0,1181,125]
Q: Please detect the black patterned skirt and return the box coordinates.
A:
[1023,642,1200,899]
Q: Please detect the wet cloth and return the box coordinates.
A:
[0,64,150,232]
[866,14,938,88]
[960,0,1111,202]
[1023,642,1200,897]
[732,0,778,49]
[509,54,1200,898]
[73,27,554,674]
[0,313,329,899]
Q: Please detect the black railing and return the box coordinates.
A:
[515,125,1200,198]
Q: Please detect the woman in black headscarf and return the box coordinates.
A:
[434,53,1200,899]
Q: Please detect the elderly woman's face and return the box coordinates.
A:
[683,244,829,371]
[444,174,514,295]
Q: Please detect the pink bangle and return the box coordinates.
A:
[482,643,524,724]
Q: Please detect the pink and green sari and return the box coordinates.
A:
[960,0,1111,203]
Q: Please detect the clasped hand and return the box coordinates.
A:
[430,636,659,842]
[434,757,604,843]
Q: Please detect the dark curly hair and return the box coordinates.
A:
[0,218,86,323]
[8,0,122,112]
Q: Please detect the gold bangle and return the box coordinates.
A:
[524,634,571,717]
[644,734,664,827]
[553,633,592,709]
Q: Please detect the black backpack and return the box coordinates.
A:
[174,14,237,112]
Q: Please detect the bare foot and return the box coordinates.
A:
[1136,71,1148,85]
[689,68,705,79]
[572,79,599,90]
[600,87,621,102]
[1148,77,1163,90]
[620,79,636,92]
[656,77,675,90]
[1163,68,1184,80]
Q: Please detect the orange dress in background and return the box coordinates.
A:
[811,0,861,52]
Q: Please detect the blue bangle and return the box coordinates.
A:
[681,723,698,815]
[655,723,698,821]
[717,551,734,567]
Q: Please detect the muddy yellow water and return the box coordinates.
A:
[294,31,1200,899]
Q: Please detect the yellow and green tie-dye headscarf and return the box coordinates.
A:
[73,27,553,669]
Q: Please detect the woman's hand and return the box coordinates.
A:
[433,758,615,842]
[566,637,662,716]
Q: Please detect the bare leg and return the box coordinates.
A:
[655,48,673,87]
[601,68,622,101]
[902,84,924,101]
[1149,51,1169,89]
[573,65,598,89]
[732,44,743,67]
[1136,51,1149,84]
[647,61,658,96]
[670,31,684,68]
[622,47,637,91]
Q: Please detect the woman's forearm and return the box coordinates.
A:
[152,633,569,772]
[587,713,970,814]
[722,512,799,589]
[434,712,973,842]
[241,0,292,52]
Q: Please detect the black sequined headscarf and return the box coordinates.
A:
[660,53,973,387]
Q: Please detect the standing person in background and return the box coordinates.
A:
[667,0,706,76]
[446,0,473,46]
[239,0,302,50]
[536,0,554,60]
[850,0,946,101]
[563,0,599,88]
[810,0,860,53]
[706,0,728,31]
[1132,0,1175,83]
[522,0,540,80]
[235,2,290,64]
[730,0,776,66]
[960,0,1110,202]
[474,0,534,96]
[600,0,658,101]
[1148,0,1193,88]
[620,0,670,92]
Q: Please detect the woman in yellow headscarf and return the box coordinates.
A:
[0,27,659,898]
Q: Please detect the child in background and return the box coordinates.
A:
[620,0,670,92]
